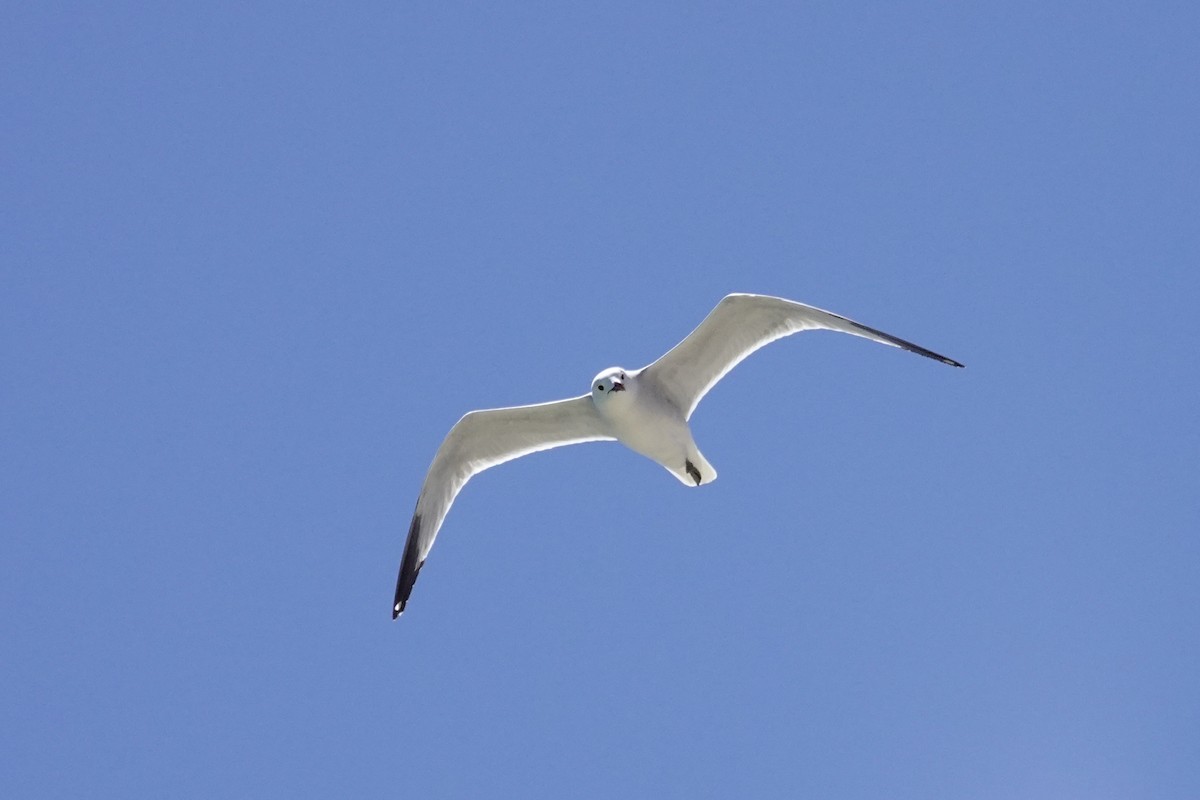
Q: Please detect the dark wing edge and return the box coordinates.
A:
[392,512,424,619]
[835,313,965,368]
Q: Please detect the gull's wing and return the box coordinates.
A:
[641,293,963,418]
[393,394,613,618]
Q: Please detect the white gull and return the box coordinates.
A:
[393,293,963,618]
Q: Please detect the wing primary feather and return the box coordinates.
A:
[836,314,965,368]
[393,512,424,619]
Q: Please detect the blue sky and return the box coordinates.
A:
[3,2,1198,797]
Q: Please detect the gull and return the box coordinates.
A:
[393,293,963,618]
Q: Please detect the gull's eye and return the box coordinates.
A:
[620,372,626,380]
[596,384,603,391]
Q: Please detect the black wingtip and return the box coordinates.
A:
[844,318,964,369]
[393,513,424,620]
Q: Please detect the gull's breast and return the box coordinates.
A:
[609,393,693,468]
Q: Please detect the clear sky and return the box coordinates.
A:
[3,3,1198,798]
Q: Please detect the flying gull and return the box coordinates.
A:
[393,293,963,618]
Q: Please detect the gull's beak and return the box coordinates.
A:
[610,381,625,392]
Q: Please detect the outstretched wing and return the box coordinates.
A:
[641,293,963,419]
[394,394,613,618]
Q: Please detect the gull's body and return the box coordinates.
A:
[393,293,963,618]
[599,367,718,487]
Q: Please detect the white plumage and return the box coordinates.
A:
[393,293,963,618]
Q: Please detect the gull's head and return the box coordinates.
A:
[591,367,630,402]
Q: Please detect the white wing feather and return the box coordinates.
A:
[394,394,613,616]
[641,293,963,418]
